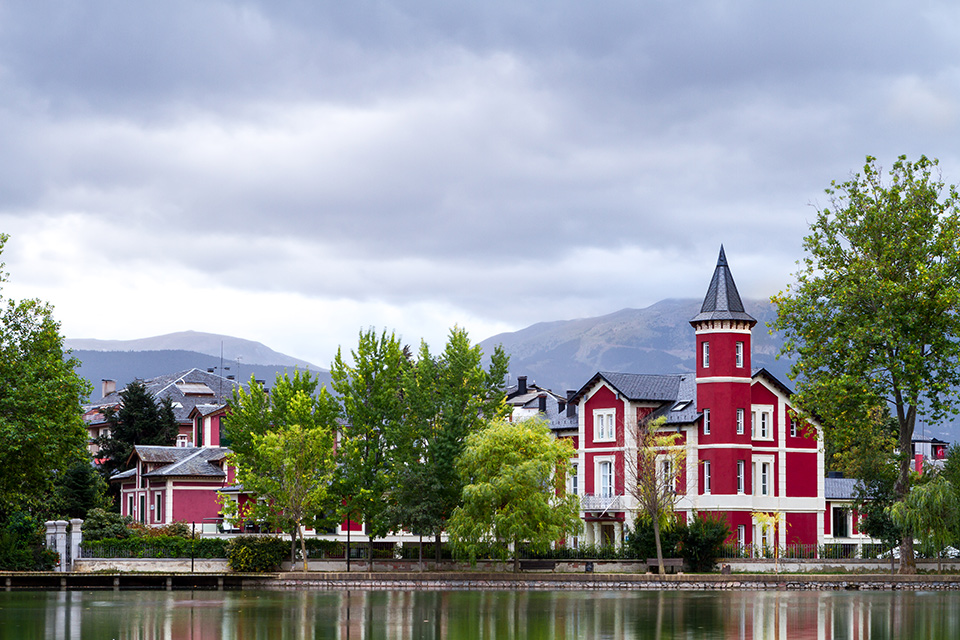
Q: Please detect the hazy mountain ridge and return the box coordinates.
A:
[65,330,317,369]
[480,298,788,394]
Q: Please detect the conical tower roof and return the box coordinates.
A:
[690,246,757,326]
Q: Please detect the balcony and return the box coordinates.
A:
[580,494,623,512]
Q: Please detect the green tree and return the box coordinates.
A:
[95,380,178,481]
[386,328,509,561]
[889,475,960,571]
[331,329,410,563]
[447,417,582,572]
[223,371,339,569]
[53,461,110,519]
[0,234,90,520]
[625,416,686,574]
[772,155,960,573]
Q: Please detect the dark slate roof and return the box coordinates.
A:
[656,374,699,426]
[593,372,682,402]
[87,368,244,425]
[825,477,860,501]
[137,446,230,478]
[690,246,757,325]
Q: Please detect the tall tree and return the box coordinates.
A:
[772,155,960,573]
[331,329,410,562]
[890,475,960,572]
[624,416,685,575]
[95,380,178,480]
[386,328,509,561]
[222,371,339,569]
[0,234,90,519]
[447,417,581,572]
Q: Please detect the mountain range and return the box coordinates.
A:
[64,309,956,442]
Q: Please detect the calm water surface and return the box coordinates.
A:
[1,588,958,639]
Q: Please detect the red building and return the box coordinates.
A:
[571,247,824,549]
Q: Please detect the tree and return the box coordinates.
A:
[447,417,582,572]
[386,328,509,562]
[95,380,178,481]
[0,234,90,520]
[624,416,686,574]
[331,329,410,563]
[890,475,960,572]
[223,371,339,569]
[772,155,960,573]
[53,461,110,519]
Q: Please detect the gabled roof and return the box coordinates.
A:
[570,371,683,405]
[690,246,757,326]
[132,445,230,478]
[88,368,244,424]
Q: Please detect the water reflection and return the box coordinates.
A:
[1,588,959,639]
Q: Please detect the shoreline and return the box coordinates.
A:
[6,571,960,591]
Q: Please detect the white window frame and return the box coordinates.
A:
[593,409,616,443]
[737,460,745,494]
[737,524,746,547]
[760,462,770,496]
[735,341,744,368]
[570,464,579,496]
[790,420,798,438]
[154,491,164,523]
[703,460,711,494]
[595,458,615,498]
[736,408,745,435]
[751,405,774,441]
[702,341,710,368]
[702,408,711,435]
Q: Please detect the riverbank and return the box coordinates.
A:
[7,570,960,591]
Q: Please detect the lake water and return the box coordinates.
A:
[1,588,959,639]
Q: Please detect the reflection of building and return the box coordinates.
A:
[570,248,824,549]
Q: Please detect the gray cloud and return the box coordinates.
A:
[1,1,959,359]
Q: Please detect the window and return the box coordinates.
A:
[760,412,769,439]
[736,409,745,435]
[760,463,769,496]
[571,464,579,496]
[702,341,710,368]
[154,492,163,523]
[737,460,745,494]
[127,495,134,518]
[195,416,204,447]
[751,410,757,437]
[703,460,711,494]
[737,525,746,547]
[594,410,615,442]
[736,341,744,368]
[703,408,711,435]
[598,461,613,498]
[659,459,674,494]
[832,507,849,538]
[790,419,798,438]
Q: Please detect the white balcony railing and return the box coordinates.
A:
[580,494,623,512]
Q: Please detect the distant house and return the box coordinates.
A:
[83,368,243,453]
[569,248,825,550]
[823,474,881,555]
[113,444,234,527]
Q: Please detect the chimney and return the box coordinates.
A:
[101,379,116,398]
[518,376,527,395]
[538,394,547,413]
[566,390,577,418]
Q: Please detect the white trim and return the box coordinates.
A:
[593,408,616,443]
[594,456,616,498]
[693,326,753,336]
[696,376,753,384]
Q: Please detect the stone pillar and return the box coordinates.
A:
[69,519,83,572]
[614,522,623,549]
[45,521,69,572]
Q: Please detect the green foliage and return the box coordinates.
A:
[331,329,410,542]
[53,461,110,519]
[773,155,960,571]
[447,417,582,571]
[625,519,683,560]
[225,536,288,572]
[95,380,179,480]
[0,234,91,519]
[80,536,227,559]
[680,513,730,572]
[80,508,131,541]
[0,512,56,570]
[224,370,339,570]
[386,328,509,544]
[889,475,960,565]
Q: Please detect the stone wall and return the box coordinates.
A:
[73,558,231,573]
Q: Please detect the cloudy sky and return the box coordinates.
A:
[1,1,958,367]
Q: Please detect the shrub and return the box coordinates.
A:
[80,536,228,559]
[625,520,684,560]
[226,537,288,572]
[0,513,56,571]
[81,509,130,541]
[679,513,730,572]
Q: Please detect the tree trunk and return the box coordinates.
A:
[298,523,309,572]
[653,516,665,575]
[368,538,374,573]
[894,400,917,574]
[290,529,297,566]
[435,533,442,565]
